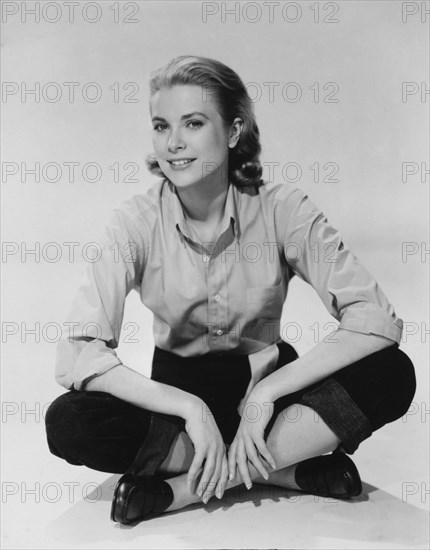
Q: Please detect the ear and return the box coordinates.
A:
[228,117,244,149]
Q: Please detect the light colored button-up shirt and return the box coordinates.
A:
[55,178,403,391]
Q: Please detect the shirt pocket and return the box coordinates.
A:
[246,282,284,319]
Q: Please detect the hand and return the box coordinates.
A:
[228,390,276,489]
[237,378,257,417]
[184,399,229,503]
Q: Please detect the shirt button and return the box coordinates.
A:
[216,329,224,336]
[214,294,221,302]
[203,254,209,262]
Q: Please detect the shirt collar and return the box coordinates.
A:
[164,178,239,242]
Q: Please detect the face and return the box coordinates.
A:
[150,85,234,189]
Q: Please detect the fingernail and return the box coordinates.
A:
[246,482,252,490]
[263,473,269,480]
[229,473,233,481]
[271,463,276,469]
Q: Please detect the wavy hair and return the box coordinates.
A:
[145,55,263,188]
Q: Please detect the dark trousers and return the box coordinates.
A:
[45,342,416,476]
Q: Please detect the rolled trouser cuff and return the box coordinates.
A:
[300,378,373,454]
[127,412,185,476]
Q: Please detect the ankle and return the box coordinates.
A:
[256,464,301,491]
[284,464,300,490]
[164,475,200,512]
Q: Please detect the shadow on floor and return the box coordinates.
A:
[47,475,429,548]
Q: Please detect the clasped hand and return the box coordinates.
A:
[228,392,276,489]
[185,392,276,503]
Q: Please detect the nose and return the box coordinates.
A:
[167,127,185,153]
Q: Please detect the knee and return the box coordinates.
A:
[45,391,75,432]
[391,348,416,398]
[381,346,417,421]
[45,392,83,463]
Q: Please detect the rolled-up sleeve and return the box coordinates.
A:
[55,208,147,391]
[280,186,403,344]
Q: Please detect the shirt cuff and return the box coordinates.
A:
[338,303,403,345]
[55,338,123,391]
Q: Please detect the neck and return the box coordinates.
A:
[174,165,230,225]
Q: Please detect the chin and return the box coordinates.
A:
[169,176,201,188]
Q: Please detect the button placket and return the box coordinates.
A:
[206,255,229,348]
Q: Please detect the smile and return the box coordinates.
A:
[168,159,196,166]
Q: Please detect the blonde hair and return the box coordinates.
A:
[145,55,263,188]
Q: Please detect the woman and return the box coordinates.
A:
[45,55,416,526]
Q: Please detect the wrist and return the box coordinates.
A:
[254,361,298,402]
[248,381,274,404]
[182,394,204,422]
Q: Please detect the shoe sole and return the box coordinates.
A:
[111,477,137,525]
[110,477,122,523]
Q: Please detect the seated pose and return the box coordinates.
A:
[45,55,416,526]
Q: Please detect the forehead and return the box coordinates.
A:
[150,85,219,118]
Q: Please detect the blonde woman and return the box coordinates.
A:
[45,56,416,525]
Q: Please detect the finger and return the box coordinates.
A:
[216,455,229,499]
[228,440,238,481]
[244,439,269,480]
[202,448,223,501]
[236,441,252,489]
[197,452,216,498]
[254,437,276,471]
[187,452,204,493]
[202,455,222,502]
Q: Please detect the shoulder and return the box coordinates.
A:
[235,181,318,224]
[98,178,167,253]
[254,181,315,216]
[112,178,166,227]
[254,181,327,241]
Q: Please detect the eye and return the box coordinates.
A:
[153,123,168,132]
[187,120,203,129]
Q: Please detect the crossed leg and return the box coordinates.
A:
[158,403,341,512]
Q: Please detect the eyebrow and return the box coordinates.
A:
[151,111,210,123]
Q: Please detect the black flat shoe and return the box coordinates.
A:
[110,473,174,525]
[294,452,362,499]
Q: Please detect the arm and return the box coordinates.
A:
[56,205,228,501]
[228,184,403,483]
[268,184,402,394]
[85,363,202,420]
[87,360,229,501]
[55,207,148,391]
[56,207,201,420]
[267,184,402,396]
[229,329,394,487]
[252,329,393,403]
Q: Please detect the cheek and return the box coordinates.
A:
[152,135,165,155]
[199,131,228,158]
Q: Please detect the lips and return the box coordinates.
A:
[168,158,196,166]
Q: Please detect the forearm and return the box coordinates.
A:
[255,329,395,402]
[84,364,202,420]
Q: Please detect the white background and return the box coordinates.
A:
[1,1,429,548]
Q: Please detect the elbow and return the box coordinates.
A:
[54,371,75,392]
